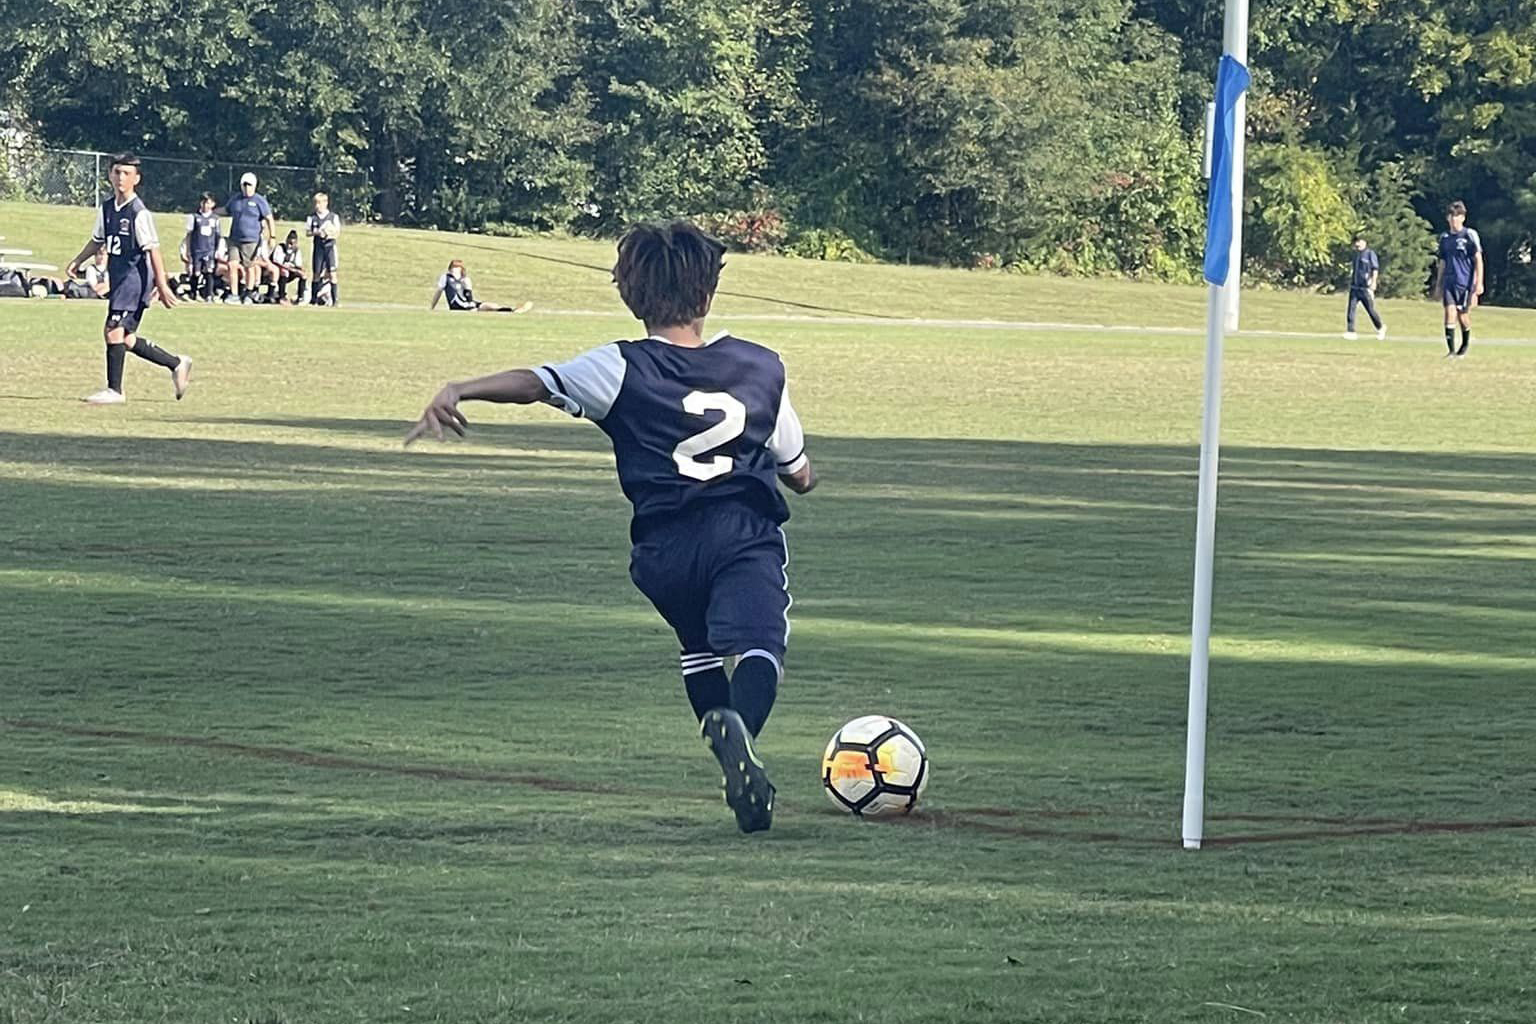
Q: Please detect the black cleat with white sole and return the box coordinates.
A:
[701,708,774,833]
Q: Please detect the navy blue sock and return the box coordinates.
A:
[106,343,125,392]
[131,336,179,369]
[731,653,780,736]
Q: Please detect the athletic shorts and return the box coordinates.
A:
[1442,283,1474,312]
[189,254,218,274]
[105,306,147,334]
[312,241,338,274]
[229,241,260,267]
[629,500,791,660]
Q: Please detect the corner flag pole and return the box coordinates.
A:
[1182,2,1250,852]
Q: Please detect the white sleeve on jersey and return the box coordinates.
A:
[533,343,627,421]
[134,207,160,249]
[1469,227,1482,254]
[767,384,808,474]
[91,205,106,244]
[185,214,196,233]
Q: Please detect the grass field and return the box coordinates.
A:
[3,200,1536,1023]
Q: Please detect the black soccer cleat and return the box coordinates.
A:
[701,708,774,834]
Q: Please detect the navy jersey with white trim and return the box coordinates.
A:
[534,332,807,533]
[1438,228,1481,289]
[92,196,159,304]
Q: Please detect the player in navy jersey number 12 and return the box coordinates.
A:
[64,153,191,404]
[405,221,817,833]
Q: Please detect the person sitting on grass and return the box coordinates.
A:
[270,229,308,304]
[429,259,532,313]
[75,249,111,298]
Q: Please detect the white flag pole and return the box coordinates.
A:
[1183,0,1249,852]
[1182,281,1226,850]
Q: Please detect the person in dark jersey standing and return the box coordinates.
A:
[65,153,191,405]
[405,221,817,833]
[1433,200,1483,358]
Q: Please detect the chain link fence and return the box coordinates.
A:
[0,147,373,221]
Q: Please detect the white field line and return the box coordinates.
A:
[340,301,1536,346]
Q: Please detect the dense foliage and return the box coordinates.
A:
[1,0,1530,297]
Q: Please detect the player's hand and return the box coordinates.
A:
[404,385,468,446]
[157,283,179,308]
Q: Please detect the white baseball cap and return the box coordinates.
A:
[240,172,257,186]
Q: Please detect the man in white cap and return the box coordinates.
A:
[221,171,275,304]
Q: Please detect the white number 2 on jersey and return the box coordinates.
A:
[673,391,747,481]
[104,236,122,256]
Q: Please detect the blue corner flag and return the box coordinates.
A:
[1203,55,1251,286]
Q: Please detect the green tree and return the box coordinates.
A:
[1244,142,1357,286]
[574,0,810,229]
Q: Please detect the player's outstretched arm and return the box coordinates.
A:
[404,369,551,445]
[779,460,818,494]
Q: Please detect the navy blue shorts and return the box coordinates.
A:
[1442,283,1474,312]
[189,253,218,273]
[312,240,338,274]
[105,306,147,334]
[629,501,791,660]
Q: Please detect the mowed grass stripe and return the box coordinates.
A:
[4,208,1536,1022]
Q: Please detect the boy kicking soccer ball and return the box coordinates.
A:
[405,221,817,833]
[65,153,190,404]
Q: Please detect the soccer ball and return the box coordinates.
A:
[821,715,929,817]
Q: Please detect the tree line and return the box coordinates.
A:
[3,0,1534,301]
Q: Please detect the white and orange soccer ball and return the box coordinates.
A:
[821,715,929,817]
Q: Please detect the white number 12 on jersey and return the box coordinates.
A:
[673,391,747,481]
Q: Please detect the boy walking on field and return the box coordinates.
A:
[65,153,191,404]
[405,221,817,833]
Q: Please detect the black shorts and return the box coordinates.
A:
[629,500,791,659]
[312,241,338,274]
[106,306,147,334]
[1442,283,1474,312]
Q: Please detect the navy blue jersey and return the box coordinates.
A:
[1438,228,1481,289]
[1350,247,1378,288]
[91,195,159,309]
[186,211,221,258]
[438,273,478,310]
[225,193,272,242]
[535,332,808,536]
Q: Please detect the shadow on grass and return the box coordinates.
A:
[3,423,1534,840]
